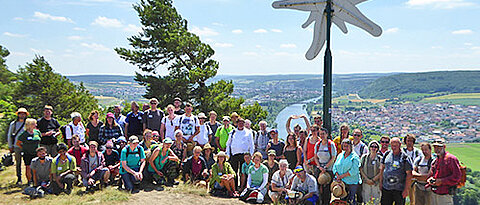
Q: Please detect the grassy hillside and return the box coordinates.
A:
[359,71,480,99]
[447,143,480,171]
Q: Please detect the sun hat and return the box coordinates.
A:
[268,149,277,156]
[269,129,278,134]
[216,151,229,161]
[15,108,30,116]
[163,138,174,144]
[197,112,207,119]
[117,136,127,143]
[44,105,53,111]
[222,116,230,121]
[331,180,348,198]
[432,138,446,147]
[293,165,304,173]
[203,143,215,151]
[317,172,332,185]
[129,136,139,144]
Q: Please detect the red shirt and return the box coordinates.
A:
[191,157,203,177]
[68,146,88,167]
[431,152,461,195]
[306,138,317,166]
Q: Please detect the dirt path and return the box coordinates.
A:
[126,190,248,205]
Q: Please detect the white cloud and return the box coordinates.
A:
[212,22,223,26]
[232,29,243,34]
[67,36,84,41]
[3,32,27,38]
[81,43,110,51]
[406,0,475,9]
[13,17,23,21]
[255,45,262,48]
[471,46,480,50]
[191,26,219,37]
[452,29,474,35]
[11,52,28,57]
[30,48,54,54]
[280,43,297,48]
[385,27,400,34]
[243,51,259,56]
[271,29,283,33]
[214,43,234,48]
[431,46,443,49]
[33,11,74,23]
[92,16,123,28]
[124,24,142,33]
[464,43,473,46]
[254,29,268,33]
[73,27,86,31]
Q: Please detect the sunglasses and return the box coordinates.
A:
[150,102,157,105]
[106,147,113,149]
[381,141,389,143]
[353,134,361,137]
[370,146,379,149]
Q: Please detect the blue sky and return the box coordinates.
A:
[1,0,479,75]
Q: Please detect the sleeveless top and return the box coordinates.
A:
[306,138,317,165]
[149,147,170,172]
[284,147,298,170]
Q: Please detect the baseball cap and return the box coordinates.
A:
[294,165,304,173]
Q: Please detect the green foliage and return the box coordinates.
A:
[454,170,480,205]
[0,45,17,144]
[12,56,98,121]
[238,102,268,130]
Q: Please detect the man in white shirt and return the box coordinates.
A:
[226,118,255,177]
[175,103,200,155]
[65,112,86,147]
[194,113,212,147]
[352,129,368,157]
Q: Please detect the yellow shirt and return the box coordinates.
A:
[333,135,354,155]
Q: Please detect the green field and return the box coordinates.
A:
[447,143,480,171]
[420,93,480,106]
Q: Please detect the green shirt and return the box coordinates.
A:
[248,164,269,187]
[17,129,41,155]
[210,162,236,188]
[215,125,234,149]
[120,145,146,174]
[148,147,170,172]
[51,154,76,175]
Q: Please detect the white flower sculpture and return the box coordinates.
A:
[272,0,382,60]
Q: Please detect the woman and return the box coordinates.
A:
[333,123,352,155]
[86,110,103,144]
[16,118,41,184]
[160,105,177,141]
[313,127,337,205]
[266,129,285,160]
[268,159,294,203]
[210,151,237,197]
[202,143,216,171]
[283,133,303,170]
[171,130,187,164]
[139,129,154,151]
[148,138,180,186]
[360,140,382,204]
[263,150,279,184]
[333,139,361,205]
[120,136,146,193]
[303,124,321,177]
[242,152,269,203]
[99,112,124,146]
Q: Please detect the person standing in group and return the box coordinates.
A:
[427,138,461,205]
[183,146,209,184]
[195,113,212,147]
[31,147,53,188]
[173,97,185,115]
[143,98,164,132]
[230,112,240,128]
[171,130,187,166]
[86,110,103,145]
[113,105,127,134]
[16,118,41,185]
[148,138,180,186]
[403,134,422,205]
[160,104,178,142]
[360,140,382,204]
[286,114,311,139]
[240,152,254,192]
[8,108,28,185]
[378,136,390,157]
[263,150,279,185]
[98,112,124,146]
[283,132,303,170]
[139,129,155,152]
[206,111,221,151]
[37,105,61,157]
[67,135,88,177]
[255,121,270,160]
[351,129,368,203]
[303,124,321,178]
[333,139,362,205]
[142,103,150,112]
[266,129,285,160]
[226,117,255,178]
[333,123,352,155]
[202,144,216,171]
[312,115,323,128]
[103,141,120,184]
[313,127,337,205]
[50,143,76,195]
[215,116,234,152]
[125,101,144,139]
[65,112,86,147]
[244,119,257,142]
[379,137,413,205]
[175,102,200,155]
[120,136,146,193]
[413,142,434,205]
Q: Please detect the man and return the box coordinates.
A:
[288,165,319,205]
[312,115,323,128]
[103,141,120,184]
[245,119,257,143]
[255,121,270,160]
[125,101,144,138]
[81,141,110,191]
[379,137,413,205]
[226,118,255,177]
[31,147,53,188]
[183,146,209,183]
[352,129,368,157]
[413,142,434,205]
[206,111,221,151]
[51,143,76,195]
[142,103,150,112]
[379,136,390,157]
[8,108,28,185]
[67,135,88,170]
[215,116,234,152]
[37,105,61,157]
[65,112,86,147]
[427,138,461,205]
[403,134,422,204]
[175,103,200,154]
[143,98,164,131]
[173,97,185,115]
[113,105,127,134]
[195,113,212,147]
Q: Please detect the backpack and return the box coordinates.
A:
[359,142,366,156]
[55,155,74,169]
[60,124,73,143]
[457,162,467,188]
[1,153,14,167]
[314,139,335,157]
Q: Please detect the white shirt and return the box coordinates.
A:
[271,169,294,188]
[65,122,86,143]
[353,141,368,157]
[161,115,178,140]
[226,128,254,156]
[178,114,200,139]
[194,124,212,145]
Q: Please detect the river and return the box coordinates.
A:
[274,96,321,140]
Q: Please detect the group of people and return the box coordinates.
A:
[6,98,463,205]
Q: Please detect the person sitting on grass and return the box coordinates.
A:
[171,130,187,167]
[147,138,180,187]
[202,143,216,172]
[268,159,294,203]
[103,141,121,184]
[210,151,237,197]
[241,152,269,203]
[16,118,41,186]
[81,141,110,192]
[264,150,280,186]
[120,136,146,193]
[50,143,76,195]
[240,152,253,192]
[183,146,209,186]
[287,165,319,205]
[67,134,88,180]
[31,147,53,192]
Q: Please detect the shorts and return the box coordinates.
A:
[82,168,108,186]
[214,181,223,190]
[23,154,36,166]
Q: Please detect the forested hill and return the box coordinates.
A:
[358,71,480,99]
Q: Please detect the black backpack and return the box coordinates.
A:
[60,124,73,143]
[1,153,14,167]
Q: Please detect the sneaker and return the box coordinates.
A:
[64,188,72,195]
[16,178,22,186]
[233,191,240,198]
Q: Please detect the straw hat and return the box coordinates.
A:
[330,180,347,198]
[203,143,215,151]
[216,151,229,161]
[318,172,332,185]
[15,108,29,116]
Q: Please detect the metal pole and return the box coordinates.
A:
[323,0,333,136]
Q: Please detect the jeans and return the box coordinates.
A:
[51,173,76,194]
[344,184,359,205]
[14,147,22,179]
[121,167,141,191]
[381,188,405,205]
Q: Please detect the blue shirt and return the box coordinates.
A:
[125,111,144,136]
[120,145,145,174]
[333,151,362,185]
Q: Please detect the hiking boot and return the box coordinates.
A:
[64,188,72,195]
[16,178,22,186]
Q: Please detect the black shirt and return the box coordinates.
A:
[37,117,61,145]
[103,149,120,166]
[86,121,104,143]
